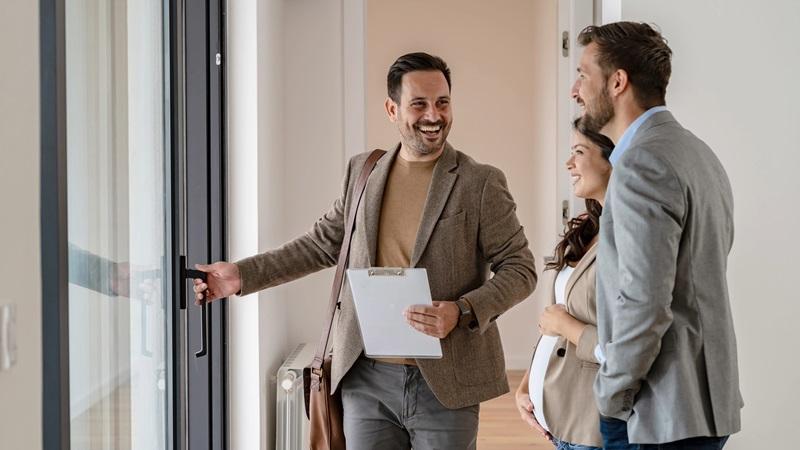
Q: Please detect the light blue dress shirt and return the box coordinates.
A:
[594,105,669,365]
[609,105,668,167]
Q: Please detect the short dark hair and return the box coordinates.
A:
[578,22,672,109]
[387,52,451,104]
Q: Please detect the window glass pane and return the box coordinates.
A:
[65,0,170,448]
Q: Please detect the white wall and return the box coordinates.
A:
[366,0,560,369]
[228,0,297,449]
[228,0,270,449]
[229,0,354,448]
[235,0,372,362]
[0,0,42,449]
[618,1,800,448]
[280,0,351,347]
[255,1,292,448]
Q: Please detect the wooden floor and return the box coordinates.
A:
[72,370,547,449]
[477,370,552,450]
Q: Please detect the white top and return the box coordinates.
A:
[529,265,575,432]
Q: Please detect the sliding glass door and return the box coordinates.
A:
[42,0,227,448]
[64,0,172,448]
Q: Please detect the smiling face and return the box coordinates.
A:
[571,43,615,133]
[385,70,452,158]
[566,129,612,203]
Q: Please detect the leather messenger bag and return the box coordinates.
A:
[303,149,385,450]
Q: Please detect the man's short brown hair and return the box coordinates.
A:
[387,52,451,104]
[578,22,672,109]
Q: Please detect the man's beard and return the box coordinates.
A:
[400,120,449,156]
[581,87,614,133]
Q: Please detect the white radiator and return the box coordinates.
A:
[276,343,315,450]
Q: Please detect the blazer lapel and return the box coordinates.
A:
[360,144,399,266]
[410,143,459,267]
[564,242,598,301]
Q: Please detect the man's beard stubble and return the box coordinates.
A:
[581,87,615,133]
[400,121,449,156]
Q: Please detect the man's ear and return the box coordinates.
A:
[609,69,629,98]
[385,97,398,122]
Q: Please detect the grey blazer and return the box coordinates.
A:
[236,144,537,408]
[595,111,743,443]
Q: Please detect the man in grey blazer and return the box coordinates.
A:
[571,22,743,449]
[192,52,537,449]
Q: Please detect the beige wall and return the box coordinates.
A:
[0,0,42,449]
[366,0,559,368]
[259,0,558,374]
[619,1,800,447]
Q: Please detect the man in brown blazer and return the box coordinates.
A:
[193,52,537,450]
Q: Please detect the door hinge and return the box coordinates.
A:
[215,53,222,66]
[562,31,569,57]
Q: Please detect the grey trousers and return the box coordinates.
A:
[340,356,480,450]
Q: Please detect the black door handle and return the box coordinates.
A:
[184,268,208,358]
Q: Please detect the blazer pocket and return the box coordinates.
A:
[436,210,466,227]
[434,210,467,253]
[427,211,468,287]
[451,326,504,386]
[580,360,600,370]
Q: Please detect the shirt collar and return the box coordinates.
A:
[609,105,668,166]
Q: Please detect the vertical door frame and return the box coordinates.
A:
[40,0,70,448]
[168,0,185,447]
[343,0,367,161]
[556,0,596,225]
[599,0,622,24]
[180,0,228,448]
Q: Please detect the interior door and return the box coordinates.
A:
[41,0,227,448]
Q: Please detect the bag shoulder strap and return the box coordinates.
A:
[311,149,386,371]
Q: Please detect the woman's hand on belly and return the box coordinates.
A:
[539,304,587,346]
[515,373,552,441]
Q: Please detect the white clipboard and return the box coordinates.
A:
[346,268,443,359]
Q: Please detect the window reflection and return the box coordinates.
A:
[65,0,170,448]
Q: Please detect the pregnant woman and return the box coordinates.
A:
[515,118,613,450]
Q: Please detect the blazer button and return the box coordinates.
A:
[556,348,566,357]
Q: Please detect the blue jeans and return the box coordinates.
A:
[599,416,729,450]
[551,436,601,450]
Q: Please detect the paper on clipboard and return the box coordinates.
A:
[347,268,443,359]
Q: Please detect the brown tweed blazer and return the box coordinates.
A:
[235,143,537,408]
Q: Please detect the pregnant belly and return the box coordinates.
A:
[528,335,558,432]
